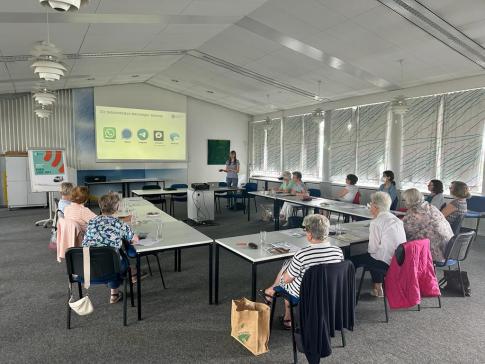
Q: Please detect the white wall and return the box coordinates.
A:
[187,97,250,184]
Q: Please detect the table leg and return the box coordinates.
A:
[215,244,220,305]
[247,194,251,221]
[251,263,257,301]
[174,249,178,271]
[265,181,268,191]
[136,254,142,320]
[209,243,213,305]
[177,248,182,272]
[274,200,281,231]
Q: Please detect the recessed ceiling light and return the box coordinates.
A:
[171,79,179,83]
[206,90,214,94]
[86,77,95,81]
[131,75,139,78]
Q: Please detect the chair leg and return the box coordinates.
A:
[437,294,442,308]
[341,329,346,347]
[123,276,128,326]
[383,282,389,323]
[77,282,83,299]
[128,267,134,307]
[356,268,366,304]
[146,256,153,276]
[154,254,167,289]
[270,296,277,334]
[457,261,466,297]
[417,304,421,311]
[67,285,72,330]
[254,197,257,212]
[289,305,298,364]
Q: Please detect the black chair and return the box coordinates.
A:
[65,247,134,328]
[243,182,258,215]
[215,182,228,213]
[435,230,475,297]
[142,184,167,211]
[169,184,188,215]
[286,216,304,229]
[308,188,321,197]
[270,261,355,364]
[390,197,399,211]
[450,214,466,236]
[356,265,390,323]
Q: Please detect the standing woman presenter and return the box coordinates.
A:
[220,150,240,187]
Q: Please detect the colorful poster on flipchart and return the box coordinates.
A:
[28,149,68,192]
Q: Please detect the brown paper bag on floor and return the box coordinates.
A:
[231,298,270,356]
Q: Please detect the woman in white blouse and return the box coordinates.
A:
[350,192,407,297]
[336,174,359,202]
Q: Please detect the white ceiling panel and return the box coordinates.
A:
[146,24,230,50]
[80,23,165,53]
[70,58,130,76]
[0,0,100,12]
[316,0,379,19]
[97,0,192,14]
[120,55,183,74]
[0,23,89,55]
[0,64,12,81]
[419,0,485,30]
[181,0,268,16]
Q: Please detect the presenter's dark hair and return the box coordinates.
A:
[346,174,358,185]
[383,170,396,186]
[228,150,237,164]
[429,179,443,194]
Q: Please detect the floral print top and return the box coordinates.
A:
[402,202,454,262]
[82,215,134,249]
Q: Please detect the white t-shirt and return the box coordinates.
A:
[368,211,407,265]
[340,184,359,202]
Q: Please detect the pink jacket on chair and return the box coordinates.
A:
[384,239,441,309]
[56,218,83,262]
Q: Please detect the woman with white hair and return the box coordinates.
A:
[402,188,454,262]
[350,192,406,297]
[260,214,344,329]
[275,171,294,192]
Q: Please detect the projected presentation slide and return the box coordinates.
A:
[96,106,187,161]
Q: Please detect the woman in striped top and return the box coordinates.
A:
[262,214,344,329]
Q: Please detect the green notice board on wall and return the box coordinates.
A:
[207,139,230,165]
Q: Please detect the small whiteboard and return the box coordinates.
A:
[28,148,68,192]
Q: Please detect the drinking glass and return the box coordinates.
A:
[259,230,267,251]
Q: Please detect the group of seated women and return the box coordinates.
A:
[57,182,140,304]
[261,175,472,327]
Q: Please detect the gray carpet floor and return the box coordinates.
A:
[1,201,484,364]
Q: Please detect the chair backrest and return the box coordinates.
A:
[57,218,83,261]
[467,195,485,213]
[218,182,227,187]
[170,183,188,189]
[287,216,304,229]
[390,197,399,210]
[308,188,321,197]
[244,182,258,192]
[444,230,475,262]
[65,247,121,282]
[143,184,161,190]
[352,191,361,204]
[449,213,465,235]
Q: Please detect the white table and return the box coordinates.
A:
[249,176,321,190]
[123,197,213,320]
[85,178,165,197]
[214,223,369,303]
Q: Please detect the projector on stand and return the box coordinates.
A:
[191,183,210,191]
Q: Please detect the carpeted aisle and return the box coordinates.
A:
[0,203,484,363]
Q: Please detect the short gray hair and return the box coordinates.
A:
[371,191,392,212]
[98,192,120,214]
[402,188,424,208]
[282,171,292,180]
[303,214,330,241]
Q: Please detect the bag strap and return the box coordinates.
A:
[83,247,91,290]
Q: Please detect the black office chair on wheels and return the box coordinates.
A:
[65,247,134,328]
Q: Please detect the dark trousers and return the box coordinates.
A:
[350,253,389,283]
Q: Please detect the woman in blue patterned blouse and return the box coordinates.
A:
[83,192,139,304]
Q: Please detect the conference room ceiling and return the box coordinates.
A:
[0,0,485,115]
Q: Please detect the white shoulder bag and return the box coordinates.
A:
[69,247,94,316]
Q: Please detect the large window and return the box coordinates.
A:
[250,88,485,193]
[329,108,355,182]
[441,89,485,193]
[400,96,440,190]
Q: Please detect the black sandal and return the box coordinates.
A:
[257,289,273,305]
[110,292,123,304]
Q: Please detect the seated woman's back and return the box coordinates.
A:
[82,215,133,249]
[403,202,454,262]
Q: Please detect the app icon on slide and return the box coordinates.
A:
[154,130,164,141]
[122,128,132,139]
[103,127,116,139]
[137,128,149,141]
[169,132,180,142]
